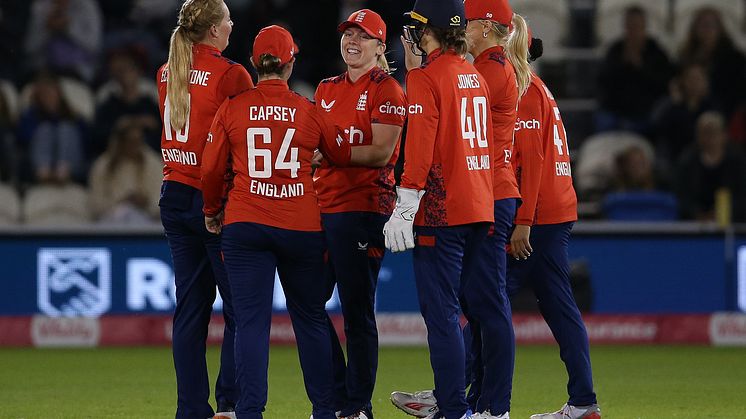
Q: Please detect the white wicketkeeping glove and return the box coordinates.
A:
[384,187,426,252]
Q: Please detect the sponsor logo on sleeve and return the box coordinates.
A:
[378,101,406,116]
[515,118,540,131]
[408,104,423,115]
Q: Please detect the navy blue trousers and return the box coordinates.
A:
[159,180,236,419]
[506,222,597,406]
[461,199,517,415]
[413,223,490,419]
[221,222,336,419]
[321,212,388,417]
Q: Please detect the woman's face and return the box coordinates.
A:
[212,2,233,52]
[465,19,487,54]
[340,26,383,71]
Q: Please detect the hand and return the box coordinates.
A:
[311,149,324,169]
[383,187,426,252]
[509,224,532,260]
[400,35,424,72]
[205,211,224,235]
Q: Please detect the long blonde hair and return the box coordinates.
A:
[506,13,532,97]
[377,53,391,74]
[166,0,225,130]
[485,16,530,97]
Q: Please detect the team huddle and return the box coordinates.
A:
[157,0,600,419]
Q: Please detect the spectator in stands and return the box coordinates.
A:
[17,72,86,184]
[88,119,161,225]
[675,111,746,223]
[92,49,160,156]
[24,0,103,82]
[679,7,746,118]
[612,145,658,192]
[597,5,673,135]
[98,1,166,81]
[651,63,719,166]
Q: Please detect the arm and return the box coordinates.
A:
[384,70,436,252]
[218,65,254,99]
[511,87,545,259]
[400,69,438,190]
[201,100,231,229]
[353,79,406,167]
[349,123,402,167]
[314,108,352,167]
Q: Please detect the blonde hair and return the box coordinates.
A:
[377,54,391,74]
[166,0,225,130]
[376,39,396,74]
[485,16,530,97]
[506,13,532,97]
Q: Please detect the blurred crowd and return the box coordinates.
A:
[0,0,745,226]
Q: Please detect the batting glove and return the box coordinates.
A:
[384,187,426,252]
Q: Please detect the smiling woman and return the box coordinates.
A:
[312,8,407,419]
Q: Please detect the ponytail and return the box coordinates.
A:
[377,54,392,74]
[506,13,532,97]
[166,0,226,131]
[254,53,287,77]
[167,26,193,131]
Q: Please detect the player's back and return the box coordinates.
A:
[473,46,520,201]
[157,43,252,189]
[217,80,334,231]
[517,76,577,224]
[403,50,494,226]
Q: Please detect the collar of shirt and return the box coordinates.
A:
[474,45,506,63]
[257,79,289,89]
[345,67,377,86]
[423,48,463,65]
[193,43,221,56]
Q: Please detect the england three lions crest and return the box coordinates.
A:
[37,248,112,317]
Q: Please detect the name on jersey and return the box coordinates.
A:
[249,106,297,122]
[555,161,571,177]
[161,148,197,166]
[515,118,540,131]
[466,154,490,171]
[250,179,304,198]
[457,74,481,89]
[160,69,212,86]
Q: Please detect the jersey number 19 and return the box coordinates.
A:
[163,96,190,143]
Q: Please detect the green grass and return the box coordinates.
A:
[1,345,746,418]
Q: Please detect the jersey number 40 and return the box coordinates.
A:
[461,96,489,149]
[247,127,300,179]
